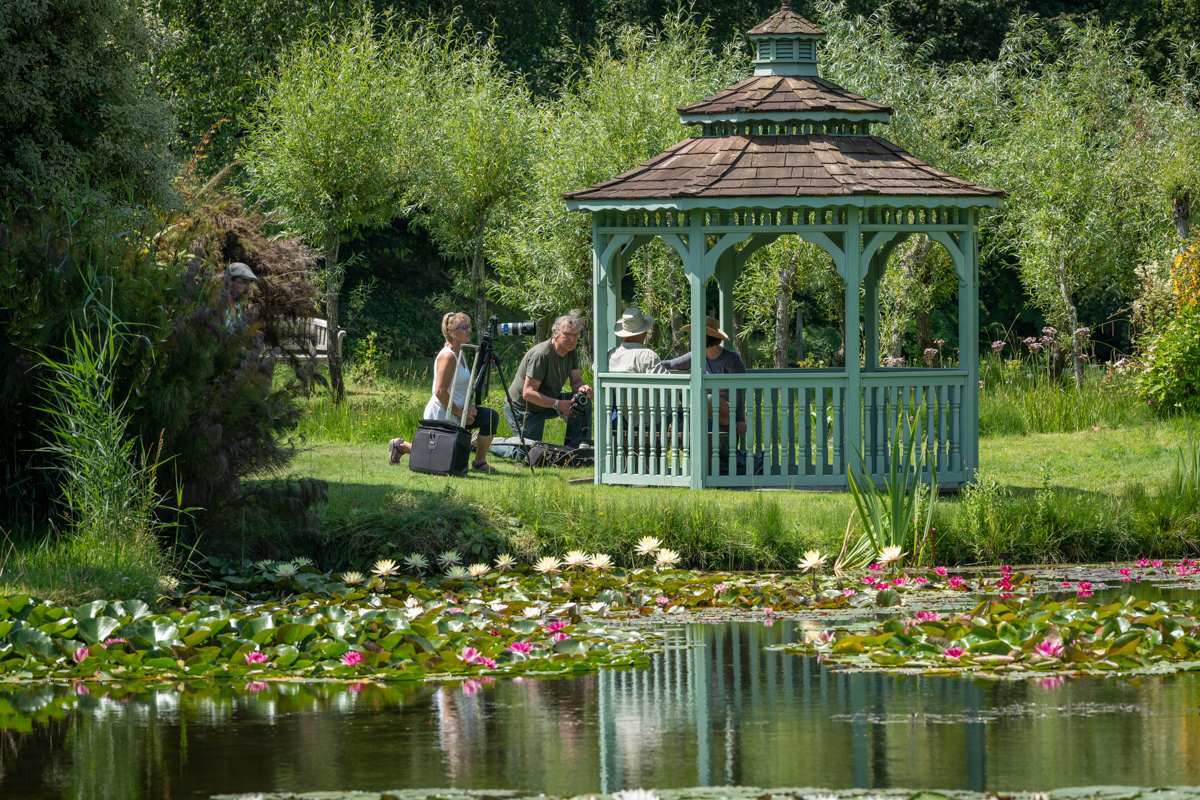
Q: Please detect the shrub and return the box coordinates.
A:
[1136,303,1200,412]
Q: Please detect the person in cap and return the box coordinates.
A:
[224,262,258,329]
[504,313,593,445]
[607,307,667,374]
[663,316,747,435]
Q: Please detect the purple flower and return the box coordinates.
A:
[991,340,1005,353]
[934,339,945,347]
[340,651,365,666]
[1042,326,1057,336]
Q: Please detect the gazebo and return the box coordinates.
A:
[563,2,1004,490]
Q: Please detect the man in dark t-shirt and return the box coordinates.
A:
[504,314,593,443]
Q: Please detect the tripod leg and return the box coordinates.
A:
[490,354,536,475]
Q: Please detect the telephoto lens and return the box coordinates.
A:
[497,321,536,336]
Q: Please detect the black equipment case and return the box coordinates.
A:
[408,419,472,476]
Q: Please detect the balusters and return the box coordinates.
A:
[949,384,961,472]
[818,385,829,475]
[787,387,797,476]
[832,387,843,475]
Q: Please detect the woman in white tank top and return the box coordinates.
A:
[389,312,499,472]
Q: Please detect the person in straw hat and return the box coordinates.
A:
[663,316,747,436]
[608,307,668,374]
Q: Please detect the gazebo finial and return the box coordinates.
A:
[781,0,792,10]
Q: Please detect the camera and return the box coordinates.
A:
[496,320,536,336]
[568,392,591,419]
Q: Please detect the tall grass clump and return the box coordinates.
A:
[2,322,172,602]
[979,348,1148,436]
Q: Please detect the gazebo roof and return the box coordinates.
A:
[677,75,891,121]
[562,134,1004,201]
[747,2,825,36]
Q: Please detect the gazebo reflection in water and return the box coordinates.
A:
[564,1,1004,490]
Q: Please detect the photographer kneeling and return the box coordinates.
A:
[504,314,593,444]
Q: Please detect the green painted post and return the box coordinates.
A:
[963,210,980,483]
[863,252,879,373]
[843,208,863,487]
[717,247,734,340]
[609,239,623,356]
[592,214,608,485]
[688,212,707,490]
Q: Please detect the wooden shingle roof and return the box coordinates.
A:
[562,134,1004,201]
[747,3,825,36]
[678,75,891,119]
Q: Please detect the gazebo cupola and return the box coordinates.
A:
[748,0,823,76]
[564,3,1004,491]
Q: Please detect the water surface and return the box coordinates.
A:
[4,621,1199,799]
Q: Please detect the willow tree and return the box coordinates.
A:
[490,10,746,332]
[240,13,404,401]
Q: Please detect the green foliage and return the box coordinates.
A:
[1137,304,1200,411]
[0,188,302,529]
[0,0,175,205]
[847,407,938,566]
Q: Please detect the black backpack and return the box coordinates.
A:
[526,439,594,468]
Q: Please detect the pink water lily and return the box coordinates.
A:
[655,597,669,605]
[912,576,928,585]
[553,632,570,642]
[103,638,130,647]
[861,576,877,585]
[478,656,497,669]
[942,647,967,659]
[949,576,965,589]
[245,651,269,664]
[72,647,90,663]
[914,611,940,623]
[545,620,568,633]
[340,651,365,666]
[461,647,482,664]
[509,641,533,653]
[934,566,948,577]
[714,583,730,593]
[1034,641,1064,659]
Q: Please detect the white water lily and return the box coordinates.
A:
[534,556,562,574]
[635,536,661,556]
[588,553,614,571]
[493,553,518,571]
[289,556,313,568]
[614,790,661,800]
[654,548,681,569]
[585,601,608,613]
[445,565,471,580]
[404,606,424,620]
[563,550,590,570]
[372,559,400,578]
[468,563,491,578]
[253,559,275,572]
[879,545,906,565]
[402,553,429,573]
[404,596,423,609]
[437,549,462,568]
[798,550,827,572]
[340,571,365,585]
[522,606,543,619]
[273,563,299,578]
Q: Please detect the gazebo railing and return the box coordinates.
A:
[861,370,969,483]
[599,373,693,486]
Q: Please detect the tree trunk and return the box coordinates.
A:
[888,235,933,359]
[1173,190,1192,249]
[773,260,799,368]
[914,307,933,355]
[733,307,751,366]
[833,291,846,368]
[471,218,488,330]
[324,234,345,403]
[1060,275,1084,386]
[795,305,804,363]
[667,267,684,356]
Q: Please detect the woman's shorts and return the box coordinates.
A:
[463,406,498,437]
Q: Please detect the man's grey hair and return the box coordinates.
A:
[552,313,581,336]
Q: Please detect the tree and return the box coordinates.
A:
[401,30,536,329]
[239,13,405,401]
[0,0,176,205]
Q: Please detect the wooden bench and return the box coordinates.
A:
[280,318,346,364]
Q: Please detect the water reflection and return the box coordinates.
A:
[3,621,1200,799]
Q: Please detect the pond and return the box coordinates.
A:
[5,619,1200,799]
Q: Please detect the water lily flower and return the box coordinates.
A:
[479,656,497,669]
[1034,641,1064,659]
[340,571,365,586]
[445,565,471,580]
[468,563,491,578]
[655,596,669,605]
[461,647,482,664]
[73,647,90,664]
[437,549,462,569]
[103,638,130,647]
[879,545,905,566]
[522,606,543,619]
[404,596,423,609]
[654,548,681,570]
[613,789,662,800]
[1153,559,1163,568]
[563,550,590,570]
[1136,559,1150,567]
[245,650,269,665]
[588,553,614,571]
[372,559,399,578]
[841,588,855,596]
[914,611,940,623]
[509,642,533,653]
[861,575,876,585]
[553,632,570,642]
[340,651,365,666]
[635,536,661,556]
[274,563,299,578]
[546,620,568,633]
[713,583,730,593]
[949,576,965,589]
[797,549,827,572]
[493,553,518,571]
[534,556,562,575]
[403,553,430,573]
[891,577,907,586]
[290,556,313,567]
[942,647,967,659]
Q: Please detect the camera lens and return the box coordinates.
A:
[498,321,536,336]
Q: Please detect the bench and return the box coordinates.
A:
[280,318,346,364]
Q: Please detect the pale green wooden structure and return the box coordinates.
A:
[564,2,1003,490]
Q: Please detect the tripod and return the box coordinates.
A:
[459,316,534,475]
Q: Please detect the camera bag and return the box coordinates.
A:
[409,419,472,476]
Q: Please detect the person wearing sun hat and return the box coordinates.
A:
[663,315,747,435]
[223,261,258,329]
[607,307,668,374]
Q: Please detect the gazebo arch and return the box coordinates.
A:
[564,2,1004,490]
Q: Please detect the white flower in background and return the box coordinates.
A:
[445,565,471,580]
[654,549,681,569]
[253,560,275,572]
[588,553,614,571]
[534,556,562,574]
[403,553,429,573]
[372,559,400,578]
[614,790,660,800]
[274,563,299,578]
[522,606,543,619]
[635,536,661,556]
[437,549,462,568]
[563,550,590,570]
[493,553,518,571]
[289,556,313,568]
[468,563,491,578]
[879,545,906,566]
[340,571,365,586]
[404,596,423,609]
[797,550,827,572]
